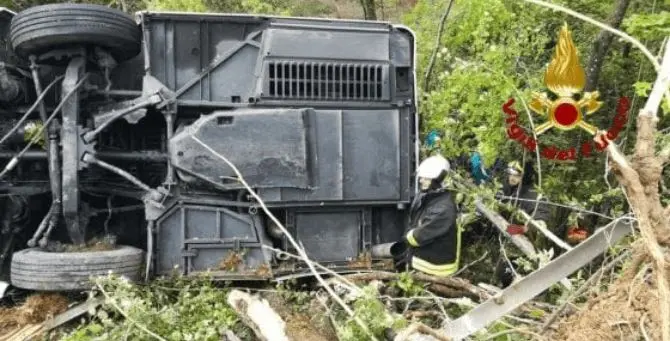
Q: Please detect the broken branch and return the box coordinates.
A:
[337,271,489,300]
[540,250,630,333]
[189,135,378,341]
[226,289,290,341]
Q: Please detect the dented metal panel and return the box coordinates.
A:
[170,108,314,190]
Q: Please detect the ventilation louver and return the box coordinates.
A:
[265,61,387,101]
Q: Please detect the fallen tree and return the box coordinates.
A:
[519,1,670,341]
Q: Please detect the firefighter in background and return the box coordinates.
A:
[499,161,552,239]
[393,155,461,277]
[423,129,443,156]
[494,160,553,287]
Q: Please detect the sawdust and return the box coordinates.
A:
[554,267,662,341]
[0,293,69,337]
[262,292,339,341]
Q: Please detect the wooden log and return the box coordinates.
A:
[226,289,290,341]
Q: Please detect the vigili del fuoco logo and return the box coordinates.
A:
[502,23,630,161]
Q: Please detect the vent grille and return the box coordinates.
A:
[266,61,386,101]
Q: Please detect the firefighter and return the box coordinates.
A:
[495,160,553,287]
[499,160,551,237]
[393,155,461,277]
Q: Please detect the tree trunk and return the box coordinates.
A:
[360,0,377,20]
[597,35,670,341]
[583,0,632,92]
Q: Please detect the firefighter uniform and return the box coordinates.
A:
[405,189,460,276]
[394,155,461,277]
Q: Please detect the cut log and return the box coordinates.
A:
[226,289,290,341]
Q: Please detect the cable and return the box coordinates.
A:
[0,74,90,179]
[83,95,160,143]
[0,75,65,147]
[86,156,153,193]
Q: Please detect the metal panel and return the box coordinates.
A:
[170,108,314,190]
[271,109,402,203]
[145,18,263,102]
[280,110,343,201]
[155,203,273,276]
[295,211,361,262]
[262,28,389,61]
[342,109,400,200]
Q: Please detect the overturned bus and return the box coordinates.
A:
[0,4,418,290]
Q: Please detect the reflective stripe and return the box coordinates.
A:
[412,257,458,276]
[410,224,463,277]
[406,229,419,247]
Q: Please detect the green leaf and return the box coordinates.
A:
[633,81,653,97]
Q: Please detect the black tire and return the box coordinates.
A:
[10,245,144,291]
[9,4,141,62]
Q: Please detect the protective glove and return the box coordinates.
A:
[506,224,527,235]
[566,226,588,243]
[391,240,411,271]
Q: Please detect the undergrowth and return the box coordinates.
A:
[59,274,253,341]
[53,273,410,341]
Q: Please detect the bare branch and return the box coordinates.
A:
[540,251,630,332]
[189,135,379,341]
[522,0,670,111]
[641,37,670,118]
[521,0,658,70]
[423,0,456,91]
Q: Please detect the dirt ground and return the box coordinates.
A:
[0,293,70,339]
[553,267,662,341]
[261,292,339,341]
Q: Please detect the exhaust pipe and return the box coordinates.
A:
[370,242,396,258]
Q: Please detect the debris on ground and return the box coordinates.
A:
[554,265,662,341]
[0,293,70,339]
[46,235,118,253]
[262,291,339,341]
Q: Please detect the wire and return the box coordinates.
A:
[84,100,153,142]
[0,74,90,179]
[0,75,65,147]
[88,157,152,193]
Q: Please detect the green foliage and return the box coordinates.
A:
[624,11,670,42]
[202,0,291,15]
[404,0,670,229]
[391,271,425,297]
[60,274,252,341]
[336,285,407,341]
[147,0,207,12]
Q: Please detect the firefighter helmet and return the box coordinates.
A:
[506,160,523,175]
[417,155,450,180]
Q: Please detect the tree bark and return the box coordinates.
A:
[360,0,377,20]
[227,290,290,341]
[583,0,632,92]
[596,35,670,341]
